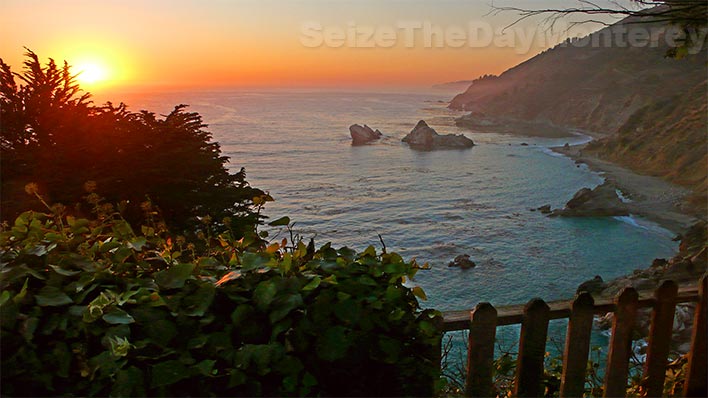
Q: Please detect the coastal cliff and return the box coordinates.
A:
[449,18,707,211]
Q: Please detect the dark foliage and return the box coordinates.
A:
[0,207,442,397]
[1,50,265,237]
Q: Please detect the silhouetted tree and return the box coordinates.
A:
[1,50,266,238]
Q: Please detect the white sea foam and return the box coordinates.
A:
[613,215,675,238]
[615,189,633,203]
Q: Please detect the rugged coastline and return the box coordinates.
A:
[552,141,701,235]
[455,110,701,235]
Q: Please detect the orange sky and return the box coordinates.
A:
[0,0,619,92]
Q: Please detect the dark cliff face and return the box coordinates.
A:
[585,80,708,210]
[449,19,706,133]
[449,17,707,209]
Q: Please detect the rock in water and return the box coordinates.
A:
[537,205,552,214]
[550,182,629,217]
[402,120,474,150]
[349,124,382,145]
[576,275,606,294]
[448,254,476,269]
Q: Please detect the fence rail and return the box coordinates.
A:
[440,274,707,397]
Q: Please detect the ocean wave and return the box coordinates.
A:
[612,216,674,238]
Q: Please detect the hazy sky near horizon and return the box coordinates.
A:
[1,0,628,91]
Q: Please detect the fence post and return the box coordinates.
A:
[429,315,444,398]
[560,292,595,398]
[604,287,639,398]
[465,302,498,398]
[684,273,707,397]
[644,280,678,397]
[514,298,550,397]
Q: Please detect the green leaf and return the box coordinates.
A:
[89,350,122,379]
[0,290,10,306]
[303,372,317,387]
[99,241,122,253]
[141,226,156,237]
[102,308,135,324]
[268,216,290,226]
[48,264,81,276]
[192,360,216,376]
[378,336,402,363]
[35,286,73,306]
[241,252,269,272]
[253,280,277,311]
[412,286,427,301]
[385,286,401,302]
[418,320,437,336]
[357,275,378,286]
[13,278,29,304]
[27,244,48,257]
[182,284,215,317]
[231,304,255,326]
[150,360,189,388]
[316,326,350,361]
[334,299,361,324]
[361,245,377,257]
[269,293,303,323]
[302,276,321,291]
[112,367,145,397]
[154,263,195,289]
[383,262,405,275]
[228,370,247,388]
[146,319,178,347]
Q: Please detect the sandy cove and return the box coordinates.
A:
[551,141,701,236]
[457,115,702,235]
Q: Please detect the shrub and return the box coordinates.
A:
[0,50,265,237]
[0,204,442,396]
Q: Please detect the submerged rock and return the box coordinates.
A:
[349,124,382,145]
[576,275,606,294]
[550,182,629,217]
[402,120,474,150]
[448,254,476,269]
[537,205,552,214]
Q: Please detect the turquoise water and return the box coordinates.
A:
[119,89,676,307]
[115,89,676,366]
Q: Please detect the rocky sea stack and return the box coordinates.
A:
[402,120,474,150]
[550,181,629,217]
[349,124,382,145]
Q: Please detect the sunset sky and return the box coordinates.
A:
[1,0,624,92]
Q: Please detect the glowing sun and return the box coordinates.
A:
[75,61,109,85]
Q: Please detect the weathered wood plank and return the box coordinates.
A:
[643,280,678,398]
[514,298,550,397]
[684,273,707,397]
[441,285,698,332]
[465,303,497,398]
[560,292,595,398]
[604,287,639,398]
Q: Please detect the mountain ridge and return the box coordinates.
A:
[449,17,707,211]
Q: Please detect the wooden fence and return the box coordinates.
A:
[440,274,707,397]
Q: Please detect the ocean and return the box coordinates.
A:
[113,88,677,363]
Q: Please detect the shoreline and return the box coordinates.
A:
[551,142,700,236]
[453,112,700,235]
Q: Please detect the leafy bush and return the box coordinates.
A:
[0,202,442,396]
[0,50,265,236]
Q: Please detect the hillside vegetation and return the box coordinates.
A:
[450,18,707,209]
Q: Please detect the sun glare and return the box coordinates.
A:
[74,61,109,86]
